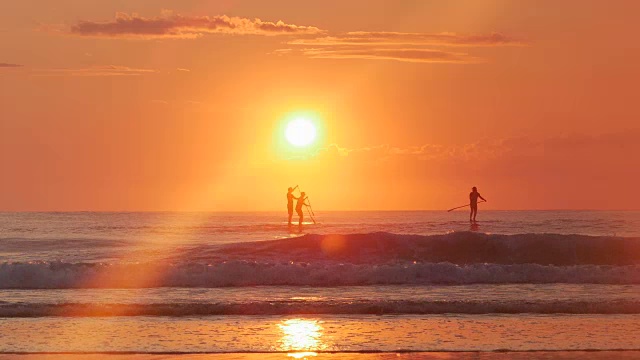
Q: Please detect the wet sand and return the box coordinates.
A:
[2,352,640,360]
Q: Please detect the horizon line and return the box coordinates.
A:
[0,209,639,213]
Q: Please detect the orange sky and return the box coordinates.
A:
[1,0,639,211]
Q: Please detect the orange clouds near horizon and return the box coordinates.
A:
[69,11,325,39]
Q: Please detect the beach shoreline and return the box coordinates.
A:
[2,350,640,359]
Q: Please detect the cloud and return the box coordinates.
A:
[317,131,640,165]
[61,12,518,65]
[70,11,324,39]
[306,131,640,210]
[176,68,191,72]
[317,144,388,158]
[281,31,522,64]
[289,32,524,47]
[292,47,480,64]
[0,63,22,68]
[34,65,157,77]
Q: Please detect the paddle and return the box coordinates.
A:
[306,197,316,217]
[305,205,317,224]
[447,200,486,212]
[305,196,317,224]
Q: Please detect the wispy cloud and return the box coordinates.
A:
[69,11,324,39]
[308,132,640,210]
[61,11,519,64]
[317,131,640,165]
[0,63,22,68]
[289,32,524,47]
[34,65,157,77]
[289,47,481,64]
[317,144,388,158]
[280,31,523,64]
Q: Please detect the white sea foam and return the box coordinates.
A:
[0,261,638,289]
[2,232,639,288]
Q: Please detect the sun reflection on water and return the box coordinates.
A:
[278,318,324,352]
[287,352,318,359]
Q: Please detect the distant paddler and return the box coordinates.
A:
[469,186,487,223]
[446,186,487,222]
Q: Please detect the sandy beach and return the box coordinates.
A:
[2,351,640,360]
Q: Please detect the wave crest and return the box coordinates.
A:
[1,261,638,289]
[195,232,640,265]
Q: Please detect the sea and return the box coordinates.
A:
[0,211,639,359]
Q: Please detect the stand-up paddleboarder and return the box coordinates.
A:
[287,186,298,225]
[296,192,310,226]
[469,186,486,223]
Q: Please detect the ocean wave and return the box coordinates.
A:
[182,231,640,266]
[1,261,638,289]
[2,232,639,288]
[1,299,638,317]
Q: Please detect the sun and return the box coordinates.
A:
[285,118,317,147]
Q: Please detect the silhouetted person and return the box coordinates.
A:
[469,186,486,223]
[287,186,298,225]
[296,192,309,226]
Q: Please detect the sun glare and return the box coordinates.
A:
[285,118,317,147]
[278,319,324,351]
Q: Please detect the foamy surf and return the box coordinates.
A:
[1,261,638,289]
[2,232,639,289]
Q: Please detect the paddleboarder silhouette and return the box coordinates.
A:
[296,192,310,226]
[469,186,486,223]
[287,186,299,226]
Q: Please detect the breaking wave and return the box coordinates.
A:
[1,261,638,289]
[2,232,638,289]
[192,231,640,266]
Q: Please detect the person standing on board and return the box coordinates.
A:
[469,186,486,223]
[287,186,298,226]
[296,192,310,226]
